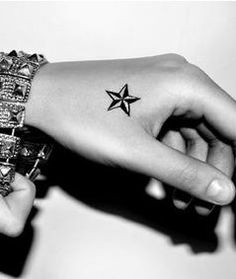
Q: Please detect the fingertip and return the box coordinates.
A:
[173,199,191,210]
[194,203,215,216]
[206,178,235,205]
[172,190,193,210]
[195,207,213,216]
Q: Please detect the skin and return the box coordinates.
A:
[3,53,236,236]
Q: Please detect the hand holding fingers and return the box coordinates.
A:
[121,126,235,206]
[25,55,236,208]
[160,125,234,215]
[155,62,236,207]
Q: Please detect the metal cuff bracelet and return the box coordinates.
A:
[0,50,49,196]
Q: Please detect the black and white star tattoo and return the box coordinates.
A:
[106,84,140,116]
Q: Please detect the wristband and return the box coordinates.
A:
[0,50,48,196]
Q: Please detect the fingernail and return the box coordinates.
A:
[206,179,235,205]
[173,190,193,210]
[194,200,215,216]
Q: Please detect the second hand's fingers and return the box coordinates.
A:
[198,123,235,177]
[161,130,192,209]
[123,130,235,205]
[0,173,36,237]
[174,127,208,211]
[180,127,215,216]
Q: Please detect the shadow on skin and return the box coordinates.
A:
[0,143,222,277]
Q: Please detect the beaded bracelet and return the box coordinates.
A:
[0,50,48,196]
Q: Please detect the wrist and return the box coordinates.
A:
[25,62,53,131]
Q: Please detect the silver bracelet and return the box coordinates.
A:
[0,50,48,196]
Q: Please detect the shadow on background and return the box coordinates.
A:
[49,144,220,253]
[0,143,224,277]
[0,207,37,277]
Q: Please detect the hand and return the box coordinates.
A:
[26,54,236,213]
[0,173,35,236]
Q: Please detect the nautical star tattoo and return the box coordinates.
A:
[106,84,140,116]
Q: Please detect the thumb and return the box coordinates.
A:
[126,135,235,205]
[0,173,36,237]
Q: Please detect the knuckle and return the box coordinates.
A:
[155,53,188,69]
[162,53,188,63]
[209,138,227,150]
[181,62,202,73]
[187,137,204,151]
[180,63,209,84]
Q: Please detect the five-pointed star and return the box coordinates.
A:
[106,84,140,116]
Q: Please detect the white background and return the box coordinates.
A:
[1,1,236,278]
